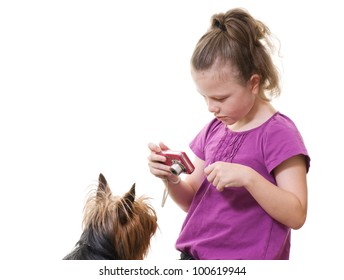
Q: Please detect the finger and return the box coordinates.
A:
[159,142,170,151]
[210,175,224,192]
[206,170,215,185]
[148,159,171,170]
[147,143,166,162]
[148,161,172,177]
[147,152,166,164]
[212,176,219,188]
[204,163,214,176]
[148,142,162,153]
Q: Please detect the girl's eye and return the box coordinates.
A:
[214,97,227,102]
[201,94,228,102]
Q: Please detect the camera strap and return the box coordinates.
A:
[161,187,169,207]
[161,176,180,207]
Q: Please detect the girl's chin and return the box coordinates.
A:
[217,117,235,125]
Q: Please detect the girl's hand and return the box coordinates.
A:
[204,161,252,192]
[147,142,176,180]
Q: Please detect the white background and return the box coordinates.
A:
[1,0,343,278]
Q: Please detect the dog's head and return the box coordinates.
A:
[66,173,158,260]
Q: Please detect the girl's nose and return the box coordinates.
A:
[207,100,220,114]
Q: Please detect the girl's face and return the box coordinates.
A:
[191,64,260,128]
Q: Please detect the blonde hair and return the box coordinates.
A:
[191,8,280,101]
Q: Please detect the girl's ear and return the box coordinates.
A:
[249,74,260,95]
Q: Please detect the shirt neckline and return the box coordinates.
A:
[224,111,280,134]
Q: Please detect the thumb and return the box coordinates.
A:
[148,142,162,153]
[159,142,170,151]
[204,163,213,176]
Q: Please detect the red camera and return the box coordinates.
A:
[157,150,195,176]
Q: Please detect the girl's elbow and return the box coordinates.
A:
[181,204,190,213]
[290,213,307,230]
[291,222,304,230]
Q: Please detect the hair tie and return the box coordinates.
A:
[214,20,227,32]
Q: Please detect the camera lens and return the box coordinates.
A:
[170,163,184,176]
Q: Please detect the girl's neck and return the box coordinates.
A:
[227,99,277,132]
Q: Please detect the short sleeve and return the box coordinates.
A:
[263,115,310,173]
[189,119,220,161]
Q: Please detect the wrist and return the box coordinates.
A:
[243,166,257,190]
[165,175,181,185]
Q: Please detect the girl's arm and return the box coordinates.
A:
[205,154,308,229]
[246,155,308,229]
[164,156,205,212]
[148,142,205,212]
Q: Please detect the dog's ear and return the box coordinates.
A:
[118,183,136,224]
[97,173,112,197]
[124,183,135,204]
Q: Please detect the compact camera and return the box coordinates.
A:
[157,150,195,176]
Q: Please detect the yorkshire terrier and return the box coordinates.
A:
[63,173,158,260]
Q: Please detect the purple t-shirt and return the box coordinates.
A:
[175,112,310,260]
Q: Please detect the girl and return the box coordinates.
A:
[148,8,310,260]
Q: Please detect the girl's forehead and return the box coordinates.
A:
[192,59,240,80]
[192,65,239,84]
[192,71,245,97]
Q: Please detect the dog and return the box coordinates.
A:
[63,173,158,260]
